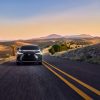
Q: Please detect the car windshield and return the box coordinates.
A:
[21,45,39,50]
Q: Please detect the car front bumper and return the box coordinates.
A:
[16,54,42,62]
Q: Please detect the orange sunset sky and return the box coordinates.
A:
[0,0,100,40]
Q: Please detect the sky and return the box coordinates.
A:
[0,0,100,40]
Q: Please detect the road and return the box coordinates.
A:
[0,54,100,100]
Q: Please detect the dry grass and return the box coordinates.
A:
[0,45,9,51]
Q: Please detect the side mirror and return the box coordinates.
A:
[17,48,19,51]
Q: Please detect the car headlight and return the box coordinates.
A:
[35,51,42,55]
[35,50,42,55]
[17,51,23,55]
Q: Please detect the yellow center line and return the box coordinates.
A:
[43,61,100,96]
[43,63,92,100]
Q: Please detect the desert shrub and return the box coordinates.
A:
[48,48,55,54]
[60,45,67,51]
[48,43,72,54]
[60,44,71,51]
[5,54,10,58]
[60,44,67,51]
[52,44,60,52]
[87,57,100,64]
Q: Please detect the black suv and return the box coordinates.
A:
[16,45,42,65]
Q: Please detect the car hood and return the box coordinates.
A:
[20,50,40,53]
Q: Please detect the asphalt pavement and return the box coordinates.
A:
[0,54,100,100]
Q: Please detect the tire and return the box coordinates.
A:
[16,61,21,65]
[38,62,42,65]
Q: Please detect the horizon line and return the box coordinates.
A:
[0,33,100,41]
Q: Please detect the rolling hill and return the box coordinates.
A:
[65,34,93,39]
[40,34,63,39]
[61,43,100,64]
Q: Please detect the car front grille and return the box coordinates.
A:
[22,53,37,61]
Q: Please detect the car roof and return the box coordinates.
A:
[21,45,38,47]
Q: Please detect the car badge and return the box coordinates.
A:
[28,54,30,56]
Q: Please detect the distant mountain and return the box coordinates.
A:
[65,34,93,39]
[40,34,63,39]
[0,34,98,42]
[40,34,94,39]
[0,40,10,42]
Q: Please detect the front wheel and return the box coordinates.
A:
[16,61,21,65]
[38,62,42,65]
